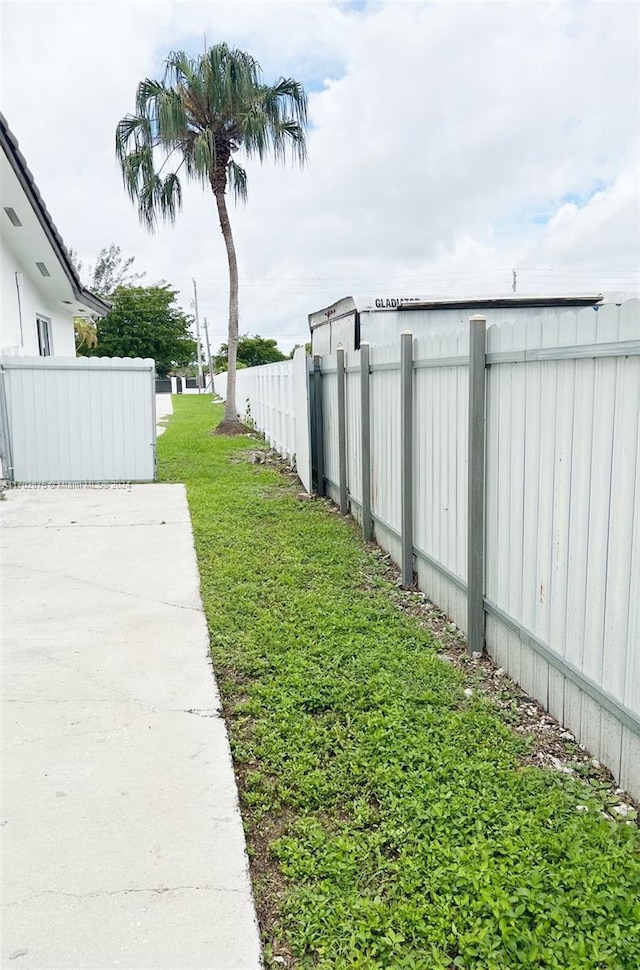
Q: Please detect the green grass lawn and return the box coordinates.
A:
[158,395,640,970]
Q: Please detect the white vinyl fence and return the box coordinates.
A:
[0,356,156,483]
[211,300,640,797]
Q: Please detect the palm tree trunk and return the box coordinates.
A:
[213,185,243,430]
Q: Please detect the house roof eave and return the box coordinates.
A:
[0,112,111,317]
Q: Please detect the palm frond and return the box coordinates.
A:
[272,118,308,167]
[159,171,183,222]
[193,130,213,177]
[164,50,195,90]
[137,173,163,231]
[265,78,308,126]
[240,77,308,166]
[119,144,155,204]
[227,160,248,203]
[135,78,167,117]
[115,114,153,162]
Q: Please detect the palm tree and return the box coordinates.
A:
[115,45,308,433]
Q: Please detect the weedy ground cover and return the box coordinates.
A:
[158,395,640,970]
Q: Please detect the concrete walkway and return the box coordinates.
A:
[155,394,173,437]
[1,485,262,969]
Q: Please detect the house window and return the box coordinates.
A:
[36,315,52,356]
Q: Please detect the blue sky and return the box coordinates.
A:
[1,0,638,350]
[504,181,612,230]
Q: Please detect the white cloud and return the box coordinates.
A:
[1,0,638,352]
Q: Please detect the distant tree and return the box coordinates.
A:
[115,44,308,434]
[213,334,287,372]
[69,244,145,298]
[173,356,208,379]
[288,342,311,358]
[77,285,196,376]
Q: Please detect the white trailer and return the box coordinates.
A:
[309,292,610,355]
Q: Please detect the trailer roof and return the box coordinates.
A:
[308,292,605,329]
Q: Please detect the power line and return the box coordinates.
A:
[162,267,639,284]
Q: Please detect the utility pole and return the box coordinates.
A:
[512,268,517,294]
[192,278,204,392]
[203,318,214,397]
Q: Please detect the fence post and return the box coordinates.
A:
[0,365,14,482]
[313,355,325,497]
[401,331,414,586]
[337,347,348,515]
[468,314,487,655]
[360,342,373,541]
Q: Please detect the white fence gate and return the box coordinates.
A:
[0,356,156,483]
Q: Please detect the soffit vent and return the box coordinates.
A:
[4,206,23,226]
[36,262,51,277]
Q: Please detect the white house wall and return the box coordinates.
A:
[1,236,75,356]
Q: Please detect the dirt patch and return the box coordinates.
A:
[214,669,293,958]
[243,811,294,963]
[211,418,255,436]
